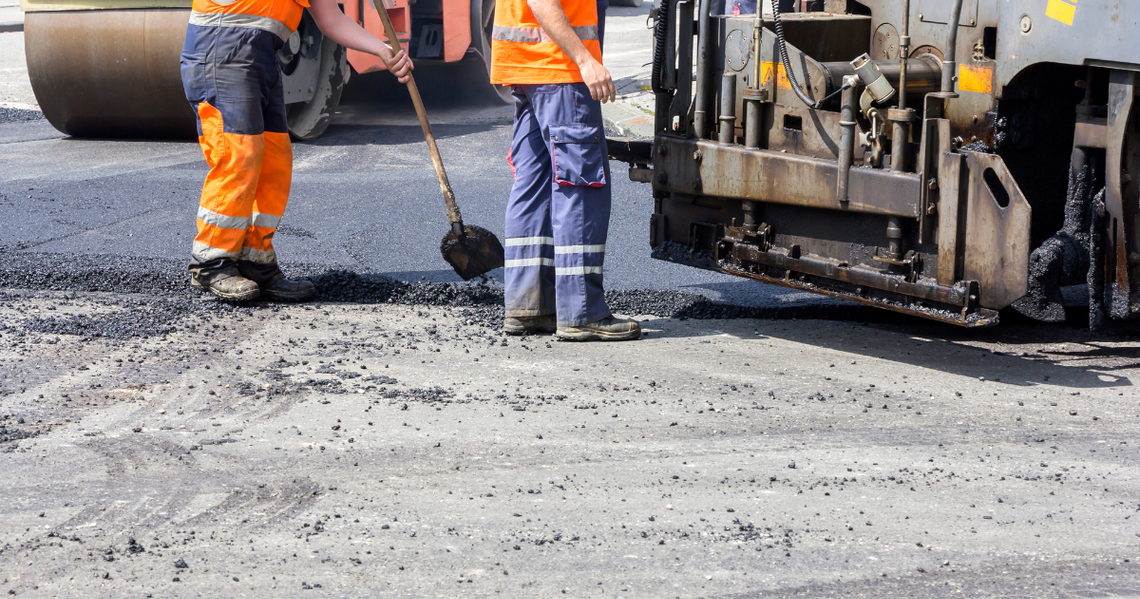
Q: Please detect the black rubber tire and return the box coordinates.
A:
[473,0,514,104]
[286,21,347,141]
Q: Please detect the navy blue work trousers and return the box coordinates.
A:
[504,83,613,327]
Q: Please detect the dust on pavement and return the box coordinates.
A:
[1,257,1139,597]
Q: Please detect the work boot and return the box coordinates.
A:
[556,316,641,342]
[259,271,317,302]
[237,262,316,302]
[503,314,557,336]
[190,266,260,302]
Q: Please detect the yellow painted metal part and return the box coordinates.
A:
[760,62,791,91]
[958,64,994,95]
[1045,0,1077,26]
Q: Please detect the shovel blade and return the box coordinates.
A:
[441,224,505,281]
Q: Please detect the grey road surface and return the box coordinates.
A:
[1,10,1140,599]
[1,291,1139,597]
[0,14,828,309]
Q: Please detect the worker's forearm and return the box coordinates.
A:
[309,0,394,59]
[526,0,595,67]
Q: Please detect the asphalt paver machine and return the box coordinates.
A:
[611,0,1140,327]
[20,0,506,139]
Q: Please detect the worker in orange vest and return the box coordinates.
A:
[181,0,413,301]
[490,0,641,341]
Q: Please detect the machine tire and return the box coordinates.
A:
[25,9,197,139]
[471,0,513,104]
[285,23,347,141]
[610,0,644,7]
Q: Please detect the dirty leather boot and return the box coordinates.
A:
[556,316,641,342]
[190,265,260,302]
[237,262,316,302]
[503,314,557,335]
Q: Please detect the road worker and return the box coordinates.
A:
[181,0,413,301]
[491,0,640,341]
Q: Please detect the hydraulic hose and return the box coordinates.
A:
[770,0,818,109]
[651,0,672,93]
[942,0,965,93]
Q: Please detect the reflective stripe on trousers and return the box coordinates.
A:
[181,23,290,266]
[188,10,292,42]
[504,82,612,327]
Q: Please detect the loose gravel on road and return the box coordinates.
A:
[1,254,1139,597]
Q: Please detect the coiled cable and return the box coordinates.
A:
[770,0,819,108]
[651,0,672,93]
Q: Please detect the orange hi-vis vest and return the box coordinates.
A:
[489,0,602,85]
[189,0,309,42]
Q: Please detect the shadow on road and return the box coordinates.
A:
[0,250,1136,391]
[309,123,507,147]
[644,312,1136,391]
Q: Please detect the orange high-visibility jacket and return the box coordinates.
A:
[189,0,309,41]
[489,0,602,84]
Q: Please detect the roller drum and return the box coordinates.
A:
[25,9,197,138]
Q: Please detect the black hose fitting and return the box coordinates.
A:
[770,0,819,109]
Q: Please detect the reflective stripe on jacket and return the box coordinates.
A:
[489,0,602,85]
[189,0,309,41]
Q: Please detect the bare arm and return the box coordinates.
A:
[307,0,414,82]
[525,0,614,102]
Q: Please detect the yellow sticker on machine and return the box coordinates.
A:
[958,64,994,94]
[1045,0,1077,26]
[760,62,791,91]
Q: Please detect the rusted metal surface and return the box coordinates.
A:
[720,16,867,111]
[917,115,949,246]
[653,138,921,217]
[820,57,942,99]
[624,0,1140,328]
[725,243,968,306]
[1073,119,1110,150]
[765,103,843,159]
[705,259,996,327]
[961,151,1032,309]
[1105,71,1138,319]
[607,137,654,165]
[935,152,966,286]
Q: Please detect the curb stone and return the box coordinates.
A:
[603,101,655,138]
[604,70,655,138]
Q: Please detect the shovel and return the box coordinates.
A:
[371,2,505,280]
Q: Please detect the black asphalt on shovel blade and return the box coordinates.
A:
[441,225,505,281]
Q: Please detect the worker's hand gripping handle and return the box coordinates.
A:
[372,0,464,227]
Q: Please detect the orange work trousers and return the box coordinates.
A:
[181,23,292,268]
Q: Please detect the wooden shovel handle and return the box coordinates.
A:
[372,0,463,226]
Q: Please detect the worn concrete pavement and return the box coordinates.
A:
[2,5,1140,598]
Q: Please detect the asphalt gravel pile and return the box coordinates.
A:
[0,426,37,443]
[651,240,717,270]
[18,303,189,340]
[621,288,899,321]
[379,386,455,404]
[0,107,44,123]
[0,252,186,294]
[306,269,501,307]
[0,251,884,333]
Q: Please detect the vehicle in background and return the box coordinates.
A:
[610,0,1140,328]
[20,0,505,139]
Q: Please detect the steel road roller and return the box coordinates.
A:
[20,0,504,139]
[609,0,1139,328]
